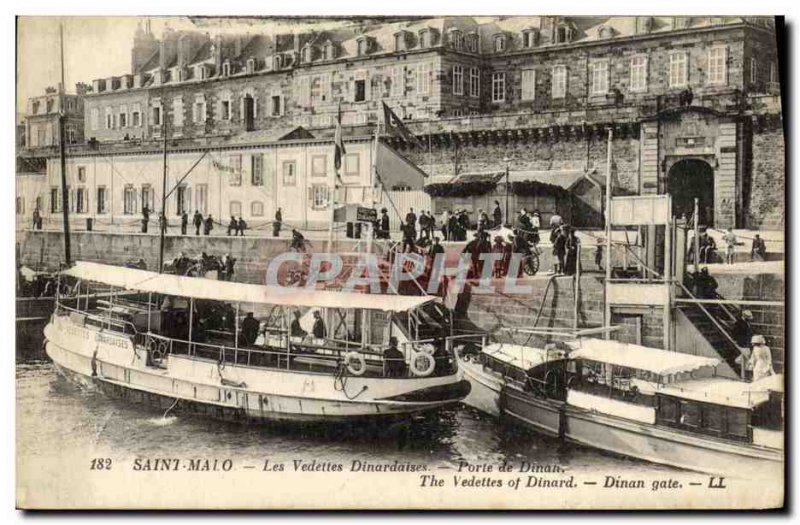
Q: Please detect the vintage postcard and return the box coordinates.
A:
[15,14,785,510]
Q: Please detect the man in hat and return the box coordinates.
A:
[751,234,767,261]
[552,225,567,275]
[193,210,203,236]
[492,200,503,228]
[180,210,188,235]
[732,310,755,349]
[383,337,406,378]
[379,208,390,239]
[312,310,327,341]
[699,230,716,264]
[722,229,737,265]
[273,208,282,237]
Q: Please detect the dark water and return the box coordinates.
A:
[16,359,676,475]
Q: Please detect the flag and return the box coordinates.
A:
[375,142,428,188]
[334,112,346,172]
[382,102,424,149]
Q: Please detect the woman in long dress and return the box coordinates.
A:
[750,335,775,382]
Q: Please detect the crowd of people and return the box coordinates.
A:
[688,228,771,264]
[169,251,237,281]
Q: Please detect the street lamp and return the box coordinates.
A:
[503,157,510,226]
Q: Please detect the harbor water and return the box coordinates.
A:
[17,353,678,478]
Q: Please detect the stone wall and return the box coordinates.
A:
[748,126,785,230]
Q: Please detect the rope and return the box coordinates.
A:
[333,361,368,400]
[162,397,180,419]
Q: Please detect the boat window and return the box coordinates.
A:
[726,408,749,438]
[701,404,724,433]
[658,396,679,423]
[679,401,701,428]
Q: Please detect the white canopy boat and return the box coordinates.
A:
[44,261,470,424]
[454,334,783,477]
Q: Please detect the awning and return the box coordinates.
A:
[62,261,440,313]
[657,378,771,409]
[483,343,566,371]
[567,338,720,375]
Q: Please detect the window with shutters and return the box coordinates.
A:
[251,201,264,216]
[630,55,648,92]
[221,96,231,121]
[271,95,282,116]
[453,65,464,96]
[469,67,480,97]
[132,103,141,127]
[311,185,329,209]
[195,184,208,214]
[97,186,107,214]
[141,184,153,212]
[707,46,727,85]
[193,95,207,124]
[390,67,404,97]
[282,160,297,186]
[229,155,242,185]
[90,108,99,131]
[416,63,431,95]
[105,107,113,129]
[50,187,61,213]
[172,97,184,127]
[750,58,758,84]
[152,103,162,126]
[123,185,136,215]
[491,72,505,102]
[229,200,242,217]
[75,187,87,214]
[176,186,190,216]
[77,166,86,182]
[552,65,567,98]
[251,154,263,186]
[590,60,609,95]
[119,105,128,128]
[521,69,536,101]
[669,52,688,88]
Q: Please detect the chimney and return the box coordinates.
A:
[75,82,90,96]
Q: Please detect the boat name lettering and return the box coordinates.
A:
[95,333,129,349]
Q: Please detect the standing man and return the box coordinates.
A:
[379,208,390,240]
[273,208,282,237]
[204,214,214,236]
[418,211,430,240]
[193,210,203,236]
[563,227,580,276]
[237,216,247,237]
[141,206,150,233]
[158,212,167,234]
[32,207,41,230]
[552,226,567,275]
[227,215,237,236]
[180,210,188,236]
[492,200,502,228]
[722,229,737,265]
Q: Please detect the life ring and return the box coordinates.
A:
[344,352,367,376]
[151,341,168,365]
[410,351,435,377]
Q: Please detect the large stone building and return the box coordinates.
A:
[17,16,784,231]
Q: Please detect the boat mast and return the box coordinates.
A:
[603,127,613,337]
[58,21,71,266]
[158,87,168,274]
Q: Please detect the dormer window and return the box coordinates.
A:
[394,31,407,52]
[555,24,574,44]
[467,33,479,53]
[273,55,282,70]
[636,17,653,34]
[246,58,256,74]
[356,37,370,57]
[522,29,539,48]
[195,65,207,80]
[322,41,335,60]
[419,28,432,49]
[222,61,231,77]
[493,34,506,53]
[302,45,314,63]
[597,25,615,39]
[449,29,462,51]
[673,17,692,30]
[32,101,40,114]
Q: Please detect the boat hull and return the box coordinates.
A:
[44,316,469,424]
[563,406,783,478]
[459,357,503,418]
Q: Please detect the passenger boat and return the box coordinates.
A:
[44,261,470,424]
[455,334,784,477]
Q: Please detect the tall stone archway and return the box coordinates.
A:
[667,158,715,226]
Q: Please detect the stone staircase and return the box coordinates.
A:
[677,297,744,377]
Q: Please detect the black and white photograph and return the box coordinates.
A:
[14,11,786,510]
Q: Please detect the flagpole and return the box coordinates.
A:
[603,127,613,338]
[329,104,341,251]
